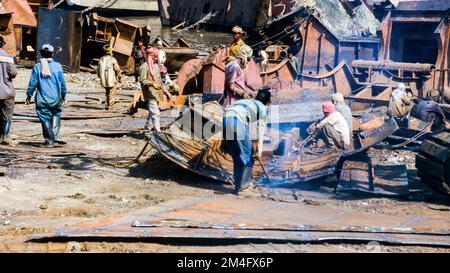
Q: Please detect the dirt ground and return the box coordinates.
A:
[0,68,449,253]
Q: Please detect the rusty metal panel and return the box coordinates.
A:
[33,195,450,247]
[1,0,37,27]
[37,8,82,72]
[337,160,409,196]
[0,12,16,56]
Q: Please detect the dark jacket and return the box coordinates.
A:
[0,49,17,100]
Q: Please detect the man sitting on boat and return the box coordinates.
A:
[307,101,351,150]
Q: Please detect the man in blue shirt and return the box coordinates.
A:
[26,44,67,147]
[223,86,271,195]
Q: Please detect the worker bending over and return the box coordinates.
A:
[308,101,350,150]
[223,87,271,195]
[388,83,414,128]
[224,45,256,105]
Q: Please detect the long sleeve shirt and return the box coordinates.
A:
[0,49,17,100]
[389,89,414,119]
[225,99,268,155]
[224,60,253,105]
[317,111,350,148]
[139,62,163,101]
[97,55,121,88]
[26,59,67,109]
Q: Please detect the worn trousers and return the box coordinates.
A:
[36,106,62,123]
[320,124,346,149]
[0,98,14,123]
[105,86,117,107]
[145,99,161,131]
[223,116,254,179]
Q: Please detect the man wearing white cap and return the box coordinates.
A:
[26,44,67,147]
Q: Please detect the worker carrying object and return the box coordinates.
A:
[26,44,67,148]
[222,86,271,195]
[307,101,350,150]
[97,45,122,110]
[388,83,415,128]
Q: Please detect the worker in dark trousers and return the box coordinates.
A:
[223,87,271,195]
[26,44,67,148]
[0,36,17,146]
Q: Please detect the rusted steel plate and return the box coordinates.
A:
[1,0,37,27]
[33,196,450,246]
[337,161,409,196]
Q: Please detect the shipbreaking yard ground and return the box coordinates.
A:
[0,69,449,253]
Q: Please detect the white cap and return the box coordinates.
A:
[41,44,54,53]
[156,40,163,46]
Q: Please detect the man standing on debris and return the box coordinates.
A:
[223,87,271,194]
[0,36,17,146]
[26,44,67,148]
[308,102,350,150]
[388,83,415,128]
[331,93,353,136]
[140,47,163,133]
[132,41,146,83]
[224,45,256,105]
[97,45,122,110]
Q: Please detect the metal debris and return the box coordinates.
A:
[32,195,450,247]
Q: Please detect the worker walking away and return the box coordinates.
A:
[160,66,178,101]
[223,87,271,195]
[388,83,414,128]
[140,47,164,133]
[307,102,350,150]
[258,46,269,73]
[0,36,17,146]
[289,52,300,80]
[331,93,353,136]
[132,41,146,83]
[97,45,122,110]
[26,44,67,148]
[224,45,256,106]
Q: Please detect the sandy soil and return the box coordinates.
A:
[0,68,449,253]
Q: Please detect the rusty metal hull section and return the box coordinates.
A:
[33,196,450,247]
